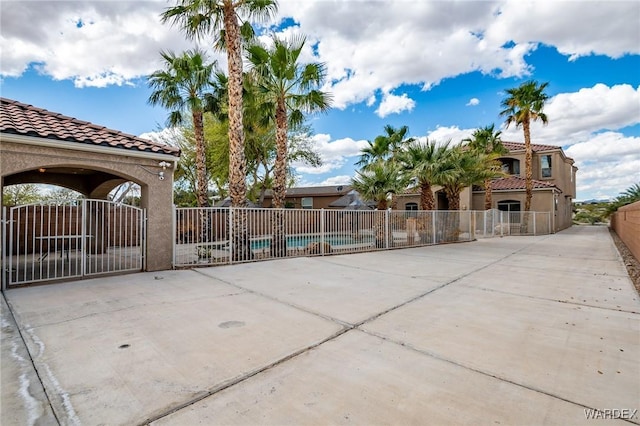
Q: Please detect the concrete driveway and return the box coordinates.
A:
[2,226,639,425]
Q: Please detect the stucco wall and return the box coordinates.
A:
[1,141,175,271]
[610,201,640,263]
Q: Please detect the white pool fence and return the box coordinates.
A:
[173,207,551,267]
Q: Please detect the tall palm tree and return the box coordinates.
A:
[399,139,450,211]
[247,35,331,257]
[162,0,278,261]
[500,80,549,216]
[463,124,507,209]
[148,48,216,208]
[246,34,332,209]
[161,0,277,208]
[351,161,407,248]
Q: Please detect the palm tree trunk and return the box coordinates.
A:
[374,200,388,248]
[223,3,251,261]
[271,98,288,257]
[272,99,288,209]
[444,187,461,242]
[523,119,533,233]
[420,181,435,210]
[484,179,492,210]
[193,110,212,244]
[193,110,208,208]
[418,182,435,243]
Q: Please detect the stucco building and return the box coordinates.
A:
[1,97,180,286]
[395,141,577,232]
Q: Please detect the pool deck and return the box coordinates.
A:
[2,225,639,425]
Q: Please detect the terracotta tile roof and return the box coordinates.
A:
[264,185,352,197]
[0,97,180,157]
[486,176,560,191]
[502,141,561,152]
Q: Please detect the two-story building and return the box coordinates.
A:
[470,141,577,232]
[262,142,577,232]
[395,141,577,232]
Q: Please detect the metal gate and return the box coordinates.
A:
[2,199,146,288]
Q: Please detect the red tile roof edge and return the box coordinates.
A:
[501,141,562,152]
[0,97,180,157]
[474,176,560,192]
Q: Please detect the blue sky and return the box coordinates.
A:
[1,0,639,202]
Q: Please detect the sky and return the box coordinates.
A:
[1,0,639,202]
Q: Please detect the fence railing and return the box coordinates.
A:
[173,207,551,267]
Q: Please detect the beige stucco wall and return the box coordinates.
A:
[472,189,572,233]
[1,140,175,271]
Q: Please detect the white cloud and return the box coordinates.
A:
[495,84,640,201]
[501,83,640,146]
[319,175,353,186]
[3,0,637,101]
[0,1,219,87]
[466,98,480,106]
[565,132,640,200]
[485,1,640,60]
[375,92,416,118]
[292,134,368,174]
[277,0,638,109]
[423,126,474,145]
[139,127,184,147]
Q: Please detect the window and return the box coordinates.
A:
[405,202,418,211]
[541,155,552,178]
[497,200,521,213]
[405,202,418,217]
[301,197,313,209]
[499,158,520,175]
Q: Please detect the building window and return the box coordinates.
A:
[497,200,521,213]
[541,155,552,178]
[405,202,418,211]
[301,197,313,209]
[499,158,520,175]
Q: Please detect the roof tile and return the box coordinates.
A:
[488,176,559,191]
[502,141,561,152]
[0,97,180,157]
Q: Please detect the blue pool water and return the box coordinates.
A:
[250,234,374,250]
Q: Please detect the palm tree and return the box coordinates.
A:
[356,125,413,210]
[399,139,450,211]
[161,0,277,261]
[436,146,502,211]
[356,125,413,170]
[246,34,332,209]
[148,48,216,208]
[161,0,277,208]
[500,80,549,218]
[247,34,331,257]
[463,124,507,209]
[606,182,640,217]
[351,162,407,248]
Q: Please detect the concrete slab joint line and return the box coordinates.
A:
[1,294,60,425]
[3,226,639,425]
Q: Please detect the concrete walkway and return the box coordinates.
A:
[2,226,638,425]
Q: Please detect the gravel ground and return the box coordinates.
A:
[610,228,640,296]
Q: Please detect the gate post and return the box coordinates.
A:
[1,206,6,291]
[320,209,325,256]
[228,207,234,265]
[384,209,390,249]
[81,200,87,277]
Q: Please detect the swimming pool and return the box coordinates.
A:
[250,234,374,250]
